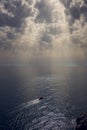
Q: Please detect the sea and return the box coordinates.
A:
[0,61,87,130]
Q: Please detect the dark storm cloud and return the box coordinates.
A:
[60,0,87,47]
[0,0,35,51]
[60,0,72,7]
[0,0,70,55]
[35,0,53,23]
[61,0,87,23]
[0,0,31,27]
[1,0,87,53]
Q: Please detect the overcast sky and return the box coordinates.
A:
[0,0,87,62]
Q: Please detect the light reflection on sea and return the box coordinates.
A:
[0,61,87,130]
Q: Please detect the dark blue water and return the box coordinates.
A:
[0,63,87,130]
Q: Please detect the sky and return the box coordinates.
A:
[0,0,87,63]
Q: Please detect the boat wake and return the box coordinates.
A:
[9,98,43,115]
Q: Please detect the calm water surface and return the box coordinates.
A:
[0,63,87,130]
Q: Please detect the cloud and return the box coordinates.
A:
[35,0,53,23]
[60,0,87,49]
[11,0,70,54]
[71,18,87,47]
[0,0,34,52]
[1,0,87,63]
